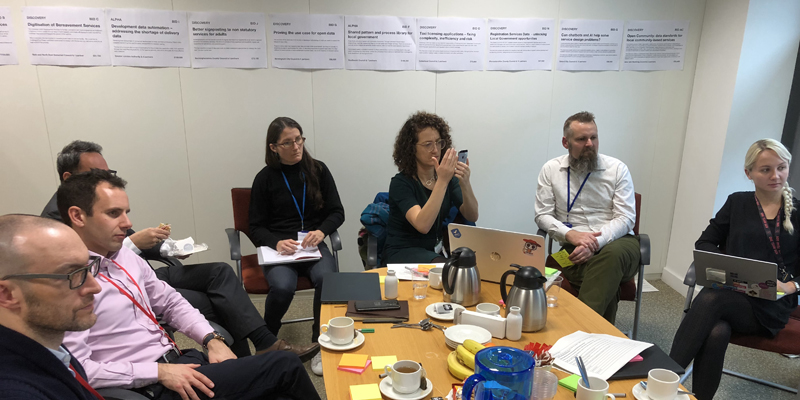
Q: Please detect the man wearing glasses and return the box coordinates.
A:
[58,169,320,400]
[0,214,103,399]
[41,140,318,359]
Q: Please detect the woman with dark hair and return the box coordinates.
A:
[249,117,344,376]
[669,139,800,399]
[384,111,479,263]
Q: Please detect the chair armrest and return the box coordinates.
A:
[683,262,697,287]
[537,228,555,257]
[225,228,242,262]
[367,233,378,269]
[330,230,342,252]
[638,234,651,266]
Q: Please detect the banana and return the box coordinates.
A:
[456,345,476,370]
[463,339,485,355]
[447,351,473,380]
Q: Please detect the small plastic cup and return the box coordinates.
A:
[547,276,563,308]
[531,369,558,400]
[413,281,428,300]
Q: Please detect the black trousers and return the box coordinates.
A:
[155,262,276,354]
[136,349,320,400]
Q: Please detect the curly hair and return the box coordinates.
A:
[392,111,453,178]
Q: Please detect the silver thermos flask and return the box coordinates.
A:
[500,264,548,332]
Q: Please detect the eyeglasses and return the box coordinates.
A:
[416,139,446,152]
[276,137,306,149]
[1,256,101,290]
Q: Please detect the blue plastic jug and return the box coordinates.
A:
[462,347,535,400]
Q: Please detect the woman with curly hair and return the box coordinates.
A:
[384,111,479,263]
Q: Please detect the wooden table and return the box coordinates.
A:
[321,269,694,399]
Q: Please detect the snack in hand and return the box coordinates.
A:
[158,223,171,233]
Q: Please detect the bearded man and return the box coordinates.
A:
[534,111,640,323]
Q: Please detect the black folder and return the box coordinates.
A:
[320,272,382,304]
[609,344,685,380]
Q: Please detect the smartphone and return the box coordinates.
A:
[354,299,401,312]
[458,149,468,164]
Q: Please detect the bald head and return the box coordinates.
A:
[0,214,86,277]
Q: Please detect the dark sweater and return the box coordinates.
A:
[0,324,95,400]
[696,191,800,336]
[249,160,345,249]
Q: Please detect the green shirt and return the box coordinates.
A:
[385,172,463,263]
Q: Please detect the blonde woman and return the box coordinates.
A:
[670,139,800,400]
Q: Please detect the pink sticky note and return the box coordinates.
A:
[629,355,643,363]
[338,359,372,374]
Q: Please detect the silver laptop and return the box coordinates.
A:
[693,250,785,301]
[448,223,546,283]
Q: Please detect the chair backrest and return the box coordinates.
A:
[633,192,641,235]
[231,188,252,239]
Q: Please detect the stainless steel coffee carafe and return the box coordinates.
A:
[442,247,481,306]
[500,264,547,332]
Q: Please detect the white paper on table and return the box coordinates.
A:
[549,331,653,381]
[105,9,190,68]
[344,15,415,71]
[416,17,485,71]
[270,13,344,70]
[556,19,623,71]
[0,7,18,65]
[22,6,111,66]
[257,245,322,265]
[487,18,554,71]
[622,20,689,71]
[386,263,445,281]
[188,11,267,69]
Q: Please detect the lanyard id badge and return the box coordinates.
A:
[282,171,306,231]
[564,168,591,228]
[754,194,792,281]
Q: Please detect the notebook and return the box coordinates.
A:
[320,272,382,304]
[447,223,547,283]
[609,344,685,380]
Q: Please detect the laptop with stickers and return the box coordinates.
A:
[693,249,786,301]
[448,223,547,283]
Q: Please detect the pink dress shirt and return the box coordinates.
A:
[63,247,213,389]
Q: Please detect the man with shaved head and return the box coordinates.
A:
[0,214,103,399]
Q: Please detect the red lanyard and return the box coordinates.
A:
[754,194,790,280]
[98,259,182,353]
[69,364,105,400]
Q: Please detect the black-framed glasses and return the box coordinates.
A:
[1,256,101,290]
[276,137,306,149]
[416,139,446,151]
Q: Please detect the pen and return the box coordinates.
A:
[610,394,626,398]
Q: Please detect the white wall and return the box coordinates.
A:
[1,0,706,275]
[663,0,800,293]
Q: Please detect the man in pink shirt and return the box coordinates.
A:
[60,169,320,400]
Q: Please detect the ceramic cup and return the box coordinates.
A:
[646,369,680,400]
[476,303,501,316]
[384,360,425,394]
[576,377,616,400]
[428,267,443,289]
[319,316,354,345]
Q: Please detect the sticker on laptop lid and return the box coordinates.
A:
[522,239,541,255]
[451,228,462,238]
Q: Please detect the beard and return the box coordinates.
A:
[23,289,97,336]
[569,147,598,174]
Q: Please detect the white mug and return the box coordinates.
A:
[576,377,616,400]
[319,316,354,345]
[383,360,425,394]
[429,267,443,289]
[476,303,501,316]
[646,369,680,400]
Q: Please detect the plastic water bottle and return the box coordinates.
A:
[385,270,398,299]
[506,306,523,341]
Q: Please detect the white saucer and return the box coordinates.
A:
[426,302,466,321]
[444,324,492,345]
[632,383,689,400]
[379,377,433,400]
[317,331,364,351]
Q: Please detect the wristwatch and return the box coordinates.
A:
[793,281,800,294]
[202,331,226,350]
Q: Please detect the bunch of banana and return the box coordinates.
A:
[447,339,486,380]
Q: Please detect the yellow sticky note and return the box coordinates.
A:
[417,264,435,272]
[350,383,382,400]
[379,275,386,284]
[551,249,574,268]
[371,355,398,370]
[339,353,369,368]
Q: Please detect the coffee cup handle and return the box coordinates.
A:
[320,324,329,334]
[605,395,615,400]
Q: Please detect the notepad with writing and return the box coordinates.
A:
[257,246,321,265]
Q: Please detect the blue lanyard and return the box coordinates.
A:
[281,171,306,231]
[567,168,591,220]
